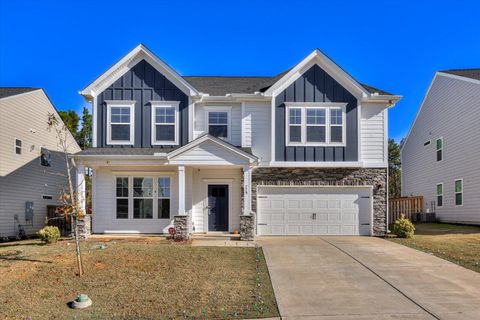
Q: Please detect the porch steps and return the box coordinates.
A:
[192,233,241,241]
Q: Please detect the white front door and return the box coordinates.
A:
[257,187,372,236]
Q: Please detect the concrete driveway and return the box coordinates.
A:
[258,237,480,320]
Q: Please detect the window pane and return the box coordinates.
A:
[209,125,228,138]
[116,177,129,197]
[436,184,443,195]
[289,126,301,142]
[111,124,130,141]
[330,109,343,125]
[455,193,463,206]
[111,107,130,123]
[15,139,22,147]
[437,149,442,161]
[158,199,170,219]
[116,199,129,219]
[158,177,171,198]
[306,126,326,142]
[209,112,228,124]
[133,199,153,219]
[331,126,343,143]
[437,196,443,207]
[156,125,175,141]
[455,180,462,192]
[155,106,175,124]
[133,178,153,197]
[289,109,301,125]
[306,109,325,125]
[436,138,443,149]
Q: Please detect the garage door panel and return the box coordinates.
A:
[257,187,372,236]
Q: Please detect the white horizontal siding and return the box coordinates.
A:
[0,90,81,237]
[171,141,248,165]
[244,102,271,163]
[360,103,386,165]
[193,103,242,146]
[402,74,480,224]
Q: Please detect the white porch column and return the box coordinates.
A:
[76,164,86,214]
[243,165,252,215]
[178,165,186,215]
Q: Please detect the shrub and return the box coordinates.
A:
[392,214,415,238]
[37,226,61,244]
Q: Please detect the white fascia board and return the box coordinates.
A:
[361,95,403,107]
[264,49,370,99]
[80,44,199,99]
[168,134,258,163]
[267,161,364,168]
[194,94,270,103]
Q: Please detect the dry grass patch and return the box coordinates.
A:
[389,223,480,273]
[0,238,278,319]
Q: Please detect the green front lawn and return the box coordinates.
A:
[0,238,278,319]
[389,223,480,273]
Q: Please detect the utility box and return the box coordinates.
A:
[25,201,34,221]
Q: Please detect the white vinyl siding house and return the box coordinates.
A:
[402,71,480,224]
[0,89,81,237]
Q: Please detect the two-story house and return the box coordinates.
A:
[0,88,81,238]
[76,44,400,239]
[402,69,480,225]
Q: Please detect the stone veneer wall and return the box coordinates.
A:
[251,168,388,236]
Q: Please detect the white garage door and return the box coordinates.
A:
[257,187,372,236]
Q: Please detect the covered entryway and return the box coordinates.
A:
[257,186,372,236]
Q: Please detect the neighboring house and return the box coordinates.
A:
[401,69,480,225]
[0,88,81,237]
[76,44,400,239]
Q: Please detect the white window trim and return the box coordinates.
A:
[106,100,135,145]
[436,182,444,208]
[114,175,173,220]
[115,177,129,219]
[436,137,443,162]
[454,178,463,207]
[285,103,347,147]
[204,106,232,142]
[151,101,180,146]
[14,138,22,155]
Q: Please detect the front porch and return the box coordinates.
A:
[75,135,257,240]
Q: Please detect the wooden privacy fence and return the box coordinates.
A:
[389,196,424,223]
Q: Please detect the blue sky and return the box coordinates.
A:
[1,0,479,141]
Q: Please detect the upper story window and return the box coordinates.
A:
[151,102,179,145]
[14,139,22,154]
[106,101,135,145]
[455,179,463,206]
[205,107,231,140]
[436,137,443,161]
[286,103,346,146]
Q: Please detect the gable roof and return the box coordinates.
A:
[440,68,480,81]
[0,87,39,99]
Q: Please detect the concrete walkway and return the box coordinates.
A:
[258,237,480,320]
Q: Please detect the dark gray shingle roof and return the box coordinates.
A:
[0,87,39,99]
[183,70,395,96]
[441,69,480,81]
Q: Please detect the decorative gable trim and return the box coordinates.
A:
[80,44,199,100]
[167,134,258,164]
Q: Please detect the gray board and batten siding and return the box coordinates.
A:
[96,59,189,148]
[275,64,358,162]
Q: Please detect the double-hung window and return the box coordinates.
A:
[455,179,463,206]
[152,102,179,145]
[116,177,129,219]
[436,183,443,208]
[158,177,171,219]
[436,137,443,161]
[133,177,154,219]
[107,101,135,145]
[14,139,22,154]
[206,107,231,140]
[286,103,346,146]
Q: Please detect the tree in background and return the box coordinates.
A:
[58,110,80,139]
[388,138,402,199]
[78,107,92,149]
